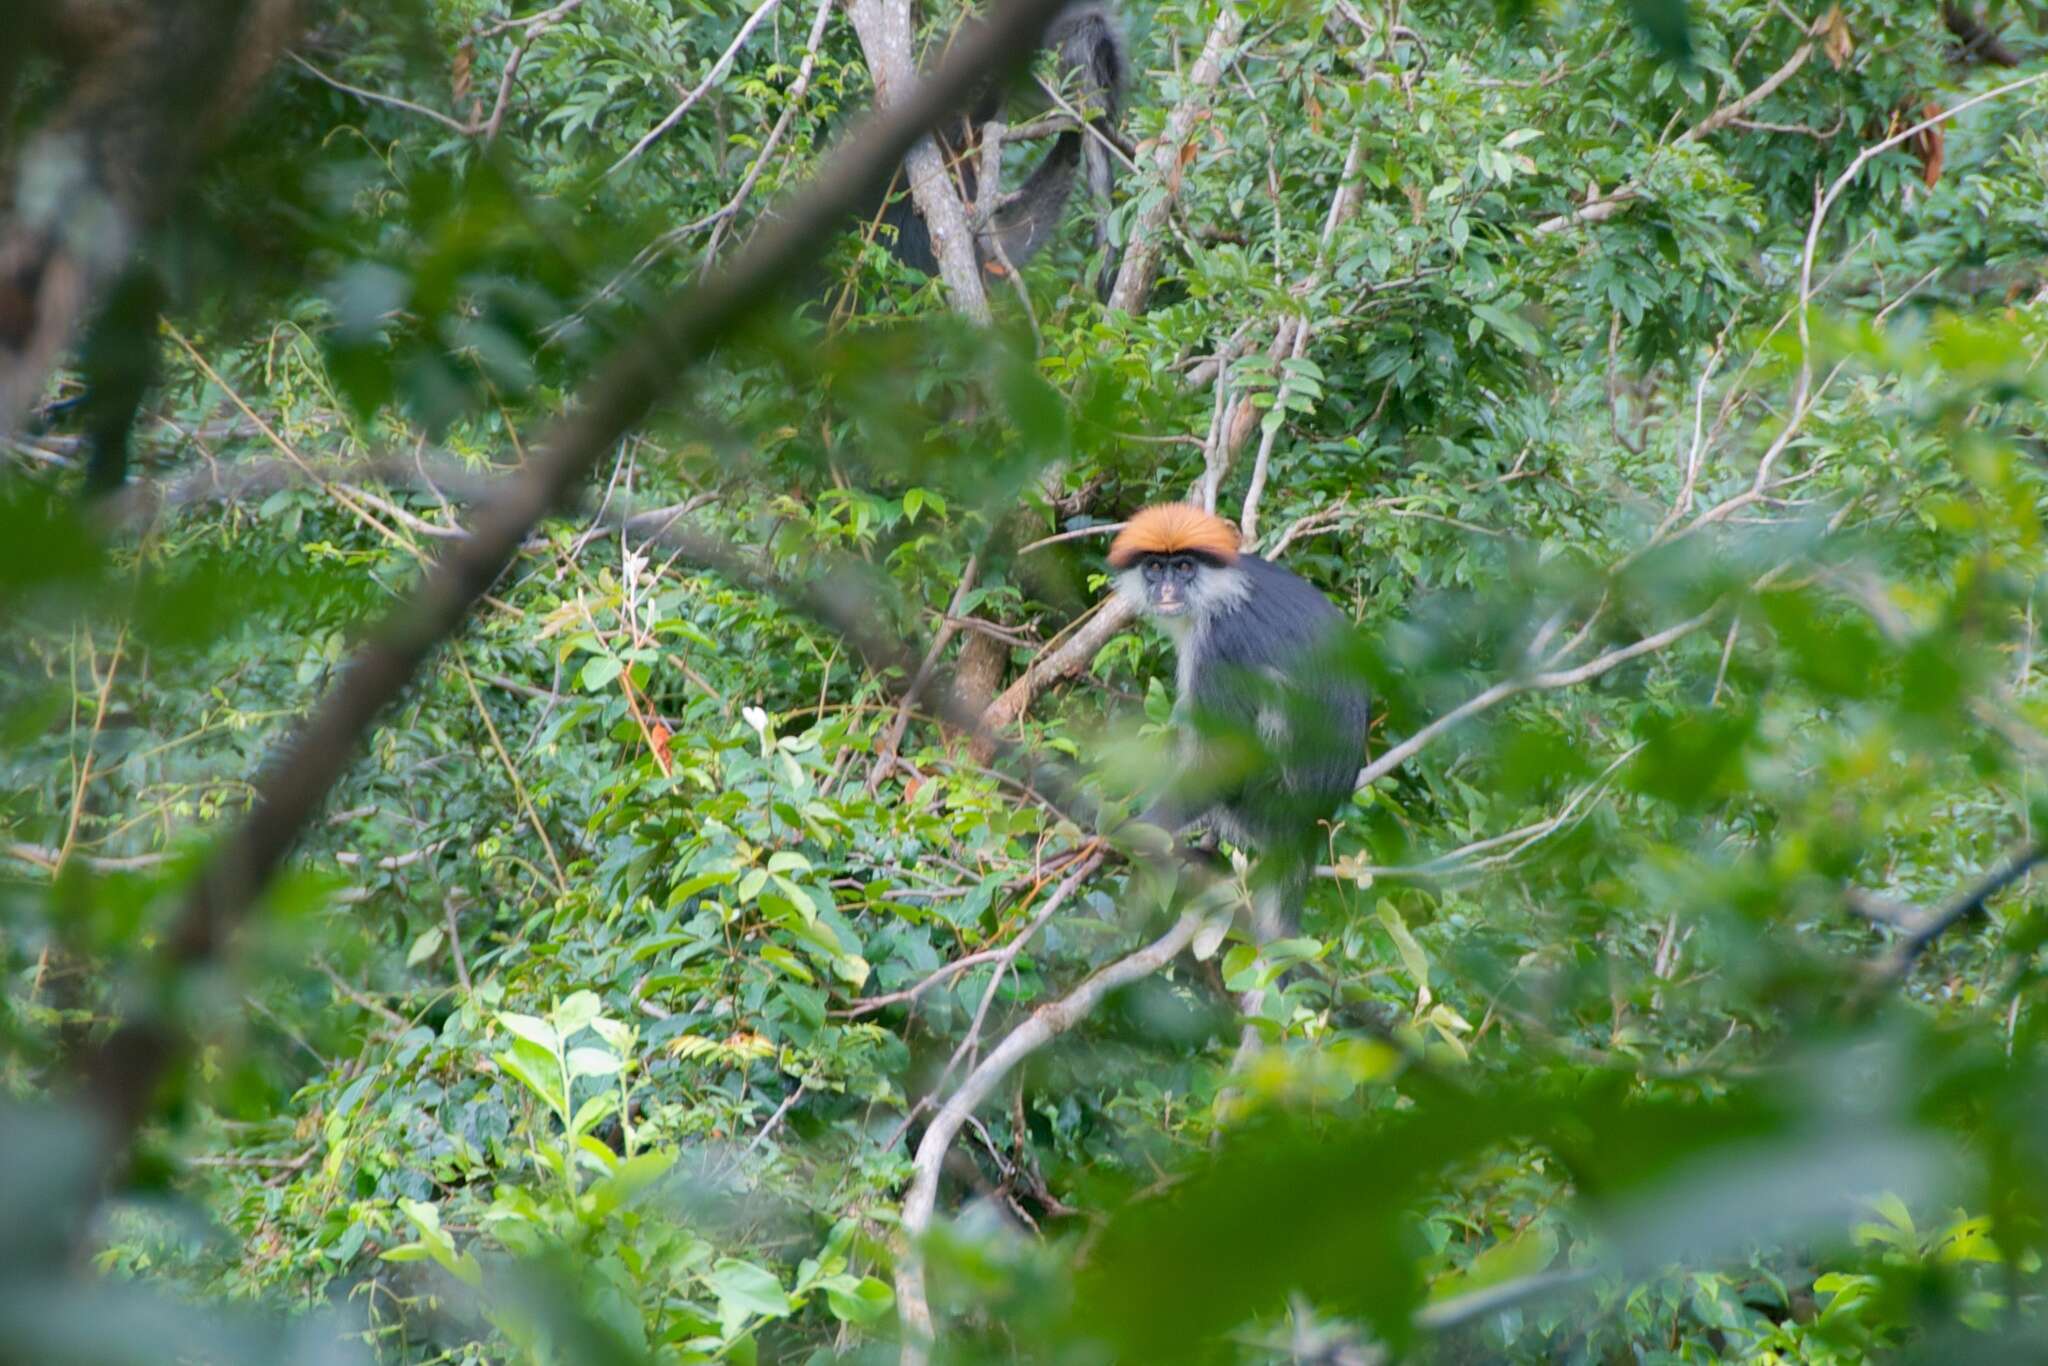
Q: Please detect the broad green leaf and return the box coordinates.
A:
[497,1012,558,1052]
[405,926,444,967]
[704,1259,792,1338]
[824,1274,894,1326]
[568,1046,622,1079]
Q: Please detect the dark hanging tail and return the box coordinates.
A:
[861,5,1126,292]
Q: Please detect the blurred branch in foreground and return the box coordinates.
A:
[62,0,1077,1185]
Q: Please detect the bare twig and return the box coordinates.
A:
[733,1077,809,1167]
[443,896,472,992]
[57,625,128,870]
[332,840,451,872]
[1327,742,1645,882]
[163,326,422,558]
[480,0,587,143]
[1240,317,1308,545]
[930,849,1107,1089]
[982,596,1135,729]
[313,959,410,1029]
[6,843,170,873]
[838,947,1016,1015]
[1355,603,1724,792]
[871,554,982,787]
[290,51,475,134]
[454,653,568,891]
[1015,521,1124,556]
[1532,186,1638,235]
[1264,499,1349,560]
[606,0,785,178]
[1239,127,1361,544]
[895,908,1204,1365]
[1796,71,2048,413]
[1532,9,1826,237]
[295,3,587,145]
[703,0,839,265]
[1676,34,1815,145]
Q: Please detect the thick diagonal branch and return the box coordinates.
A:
[1881,840,2048,980]
[69,0,1077,1169]
[0,0,298,433]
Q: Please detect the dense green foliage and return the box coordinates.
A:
[8,0,2048,1361]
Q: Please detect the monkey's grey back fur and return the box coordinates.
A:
[871,4,1126,294]
[1183,554,1370,870]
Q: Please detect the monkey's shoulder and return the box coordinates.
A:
[1205,555,1344,651]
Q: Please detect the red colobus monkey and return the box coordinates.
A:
[1109,503,1370,940]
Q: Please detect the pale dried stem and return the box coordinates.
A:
[1106,5,1246,313]
[894,908,1202,1365]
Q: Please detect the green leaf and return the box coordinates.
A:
[570,1091,617,1139]
[589,1150,678,1216]
[824,1274,894,1326]
[497,1012,559,1052]
[1376,903,1430,992]
[405,926,445,967]
[568,1046,622,1079]
[496,1044,566,1115]
[1469,302,1541,354]
[1428,1223,1559,1303]
[758,944,815,984]
[704,1259,793,1338]
[578,653,625,691]
[554,990,604,1036]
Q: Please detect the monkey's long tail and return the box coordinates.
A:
[1215,859,1310,1130]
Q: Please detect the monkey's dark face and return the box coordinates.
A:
[1138,553,1203,617]
[1113,548,1249,633]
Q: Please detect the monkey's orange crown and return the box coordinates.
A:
[1107,503,1241,569]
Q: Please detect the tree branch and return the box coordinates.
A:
[848,0,993,323]
[1881,840,2048,980]
[66,0,1080,1175]
[605,0,785,177]
[981,596,1135,729]
[894,907,1205,1365]
[1105,4,1245,313]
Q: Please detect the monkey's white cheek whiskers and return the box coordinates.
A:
[1186,566,1252,617]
